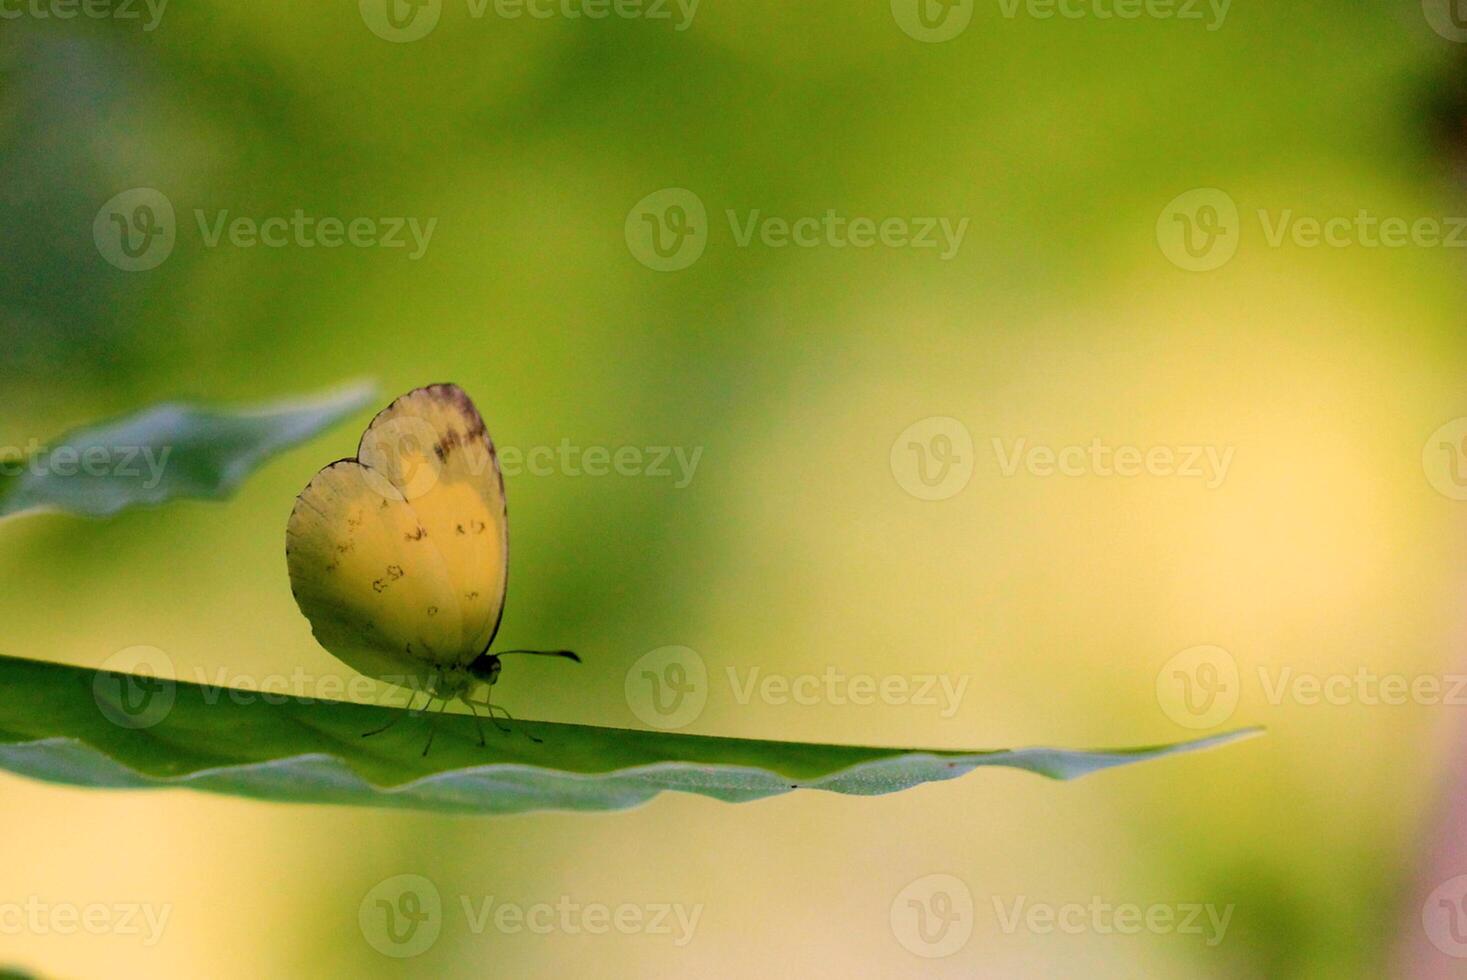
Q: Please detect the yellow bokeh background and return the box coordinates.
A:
[4,2,1467,976]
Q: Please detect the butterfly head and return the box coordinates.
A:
[466,653,502,686]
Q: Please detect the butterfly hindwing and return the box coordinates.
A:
[286,384,510,689]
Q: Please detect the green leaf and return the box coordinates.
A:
[0,654,1261,815]
[0,382,378,520]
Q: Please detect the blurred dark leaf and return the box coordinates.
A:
[0,381,376,520]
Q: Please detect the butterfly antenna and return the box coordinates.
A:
[495,650,581,663]
[362,689,422,738]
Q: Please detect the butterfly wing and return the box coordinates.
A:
[286,384,510,689]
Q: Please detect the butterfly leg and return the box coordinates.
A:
[464,699,488,748]
[485,701,543,745]
[420,697,452,757]
[361,688,422,738]
[465,690,512,736]
[486,688,515,736]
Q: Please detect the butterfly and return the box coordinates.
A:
[285,383,578,754]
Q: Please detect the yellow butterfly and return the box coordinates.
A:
[286,383,578,753]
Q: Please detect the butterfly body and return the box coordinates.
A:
[285,383,576,749]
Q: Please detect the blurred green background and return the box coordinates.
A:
[5,1,1467,976]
